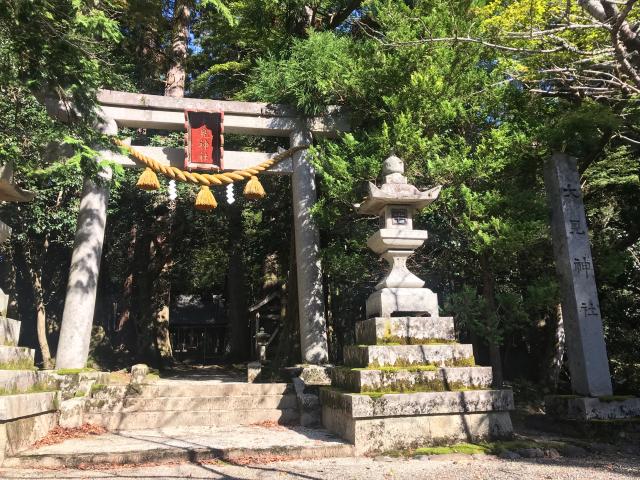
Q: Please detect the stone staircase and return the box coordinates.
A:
[83,379,299,430]
[321,316,514,453]
[0,316,59,464]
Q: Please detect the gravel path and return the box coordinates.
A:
[2,453,639,479]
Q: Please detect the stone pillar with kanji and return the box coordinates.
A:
[544,152,613,397]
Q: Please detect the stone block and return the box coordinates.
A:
[87,408,299,431]
[366,288,439,318]
[0,345,34,366]
[321,406,512,454]
[545,395,640,420]
[366,229,429,255]
[135,382,292,398]
[247,361,261,383]
[121,394,297,412]
[0,289,8,318]
[58,398,85,428]
[0,317,20,346]
[37,370,110,400]
[1,411,58,460]
[0,391,59,421]
[298,365,332,386]
[332,366,492,393]
[320,388,513,418]
[343,344,474,368]
[130,364,149,384]
[355,317,455,345]
[0,370,38,392]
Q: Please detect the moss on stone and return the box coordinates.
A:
[0,382,55,396]
[0,359,37,370]
[377,336,456,346]
[598,395,635,403]
[367,356,475,369]
[395,439,571,458]
[56,368,95,375]
[414,443,490,455]
[90,383,107,393]
[352,365,439,372]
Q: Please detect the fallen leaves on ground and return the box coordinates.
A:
[251,420,288,430]
[31,424,107,449]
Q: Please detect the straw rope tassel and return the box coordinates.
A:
[195,185,218,210]
[136,167,160,190]
[243,175,266,200]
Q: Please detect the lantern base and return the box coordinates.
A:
[366,287,439,318]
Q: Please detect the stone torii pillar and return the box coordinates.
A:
[55,111,116,369]
[290,128,329,364]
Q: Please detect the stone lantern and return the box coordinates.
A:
[357,155,441,318]
[321,155,514,454]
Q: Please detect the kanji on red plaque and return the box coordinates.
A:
[185,110,223,170]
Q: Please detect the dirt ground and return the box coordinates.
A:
[2,450,639,480]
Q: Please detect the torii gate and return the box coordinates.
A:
[48,90,349,370]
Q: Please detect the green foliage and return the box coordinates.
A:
[0,0,123,115]
[0,0,638,395]
[244,31,364,115]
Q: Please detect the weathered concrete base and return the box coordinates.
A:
[0,345,35,366]
[545,395,640,420]
[331,366,493,393]
[355,317,455,344]
[344,344,474,368]
[38,370,109,400]
[0,318,20,346]
[0,411,58,462]
[0,392,60,464]
[0,370,38,392]
[321,388,513,418]
[288,365,332,428]
[322,405,512,454]
[366,288,439,318]
[524,412,640,444]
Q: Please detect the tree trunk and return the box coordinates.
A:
[116,223,137,352]
[165,0,192,97]
[134,224,156,364]
[480,254,503,388]
[274,225,301,367]
[32,269,52,369]
[28,237,53,369]
[226,205,249,361]
[149,205,174,366]
[548,303,566,391]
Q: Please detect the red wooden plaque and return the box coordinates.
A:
[184,110,224,171]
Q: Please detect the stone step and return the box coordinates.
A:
[332,366,492,393]
[0,391,60,421]
[120,394,297,412]
[343,344,474,368]
[320,388,513,419]
[5,425,355,469]
[0,317,21,346]
[84,408,299,430]
[134,382,293,398]
[0,370,38,392]
[355,316,455,345]
[0,345,35,367]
